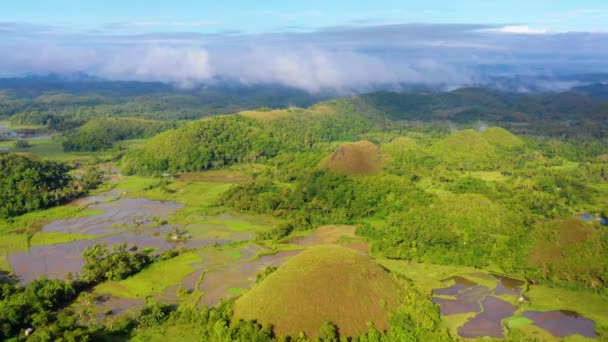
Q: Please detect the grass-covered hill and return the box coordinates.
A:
[429,127,523,169]
[319,140,383,175]
[233,245,402,338]
[527,218,607,287]
[121,102,371,175]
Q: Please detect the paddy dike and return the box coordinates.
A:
[9,232,217,285]
[44,195,184,236]
[432,273,598,339]
[7,191,232,284]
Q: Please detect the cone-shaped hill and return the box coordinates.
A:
[480,127,524,149]
[430,127,522,166]
[319,140,383,175]
[233,245,402,338]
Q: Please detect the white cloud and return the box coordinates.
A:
[1,23,608,92]
[483,25,554,35]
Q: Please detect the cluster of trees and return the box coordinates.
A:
[221,169,431,241]
[80,243,153,284]
[0,278,85,340]
[62,117,175,152]
[0,242,184,341]
[0,153,101,218]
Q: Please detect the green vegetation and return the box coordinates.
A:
[0,153,101,218]
[62,117,174,152]
[2,84,608,341]
[80,243,153,284]
[121,103,370,175]
[94,251,200,299]
[29,232,99,246]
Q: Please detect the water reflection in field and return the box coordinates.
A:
[432,273,597,339]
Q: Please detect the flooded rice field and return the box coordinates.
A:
[432,273,598,339]
[195,247,303,307]
[458,296,516,338]
[6,191,253,284]
[492,273,525,296]
[523,310,598,338]
[9,232,215,284]
[44,196,184,236]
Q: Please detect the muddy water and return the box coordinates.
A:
[433,276,478,296]
[42,197,184,236]
[8,233,218,284]
[68,190,122,208]
[459,296,516,338]
[95,294,144,317]
[524,310,598,338]
[459,285,491,303]
[432,297,482,315]
[432,273,599,339]
[491,273,524,296]
[198,262,264,307]
[256,250,302,266]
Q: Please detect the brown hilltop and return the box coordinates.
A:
[320,140,382,175]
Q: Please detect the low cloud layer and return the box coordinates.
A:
[1,23,607,92]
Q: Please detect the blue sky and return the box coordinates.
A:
[1,1,608,91]
[4,0,608,33]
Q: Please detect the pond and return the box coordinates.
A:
[431,273,598,339]
[523,310,598,338]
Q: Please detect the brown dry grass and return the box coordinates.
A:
[239,109,292,121]
[233,245,402,338]
[175,170,251,184]
[320,140,382,175]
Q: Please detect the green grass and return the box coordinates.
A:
[379,259,485,292]
[0,120,44,130]
[227,249,242,259]
[524,285,608,324]
[0,206,104,273]
[116,138,149,150]
[441,312,477,335]
[0,205,103,234]
[227,287,245,295]
[467,171,509,182]
[130,324,201,342]
[94,252,202,299]
[9,138,114,162]
[507,316,534,329]
[234,245,402,338]
[548,160,580,171]
[0,234,29,273]
[430,129,496,164]
[29,232,100,246]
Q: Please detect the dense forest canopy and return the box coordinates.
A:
[0,153,100,218]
